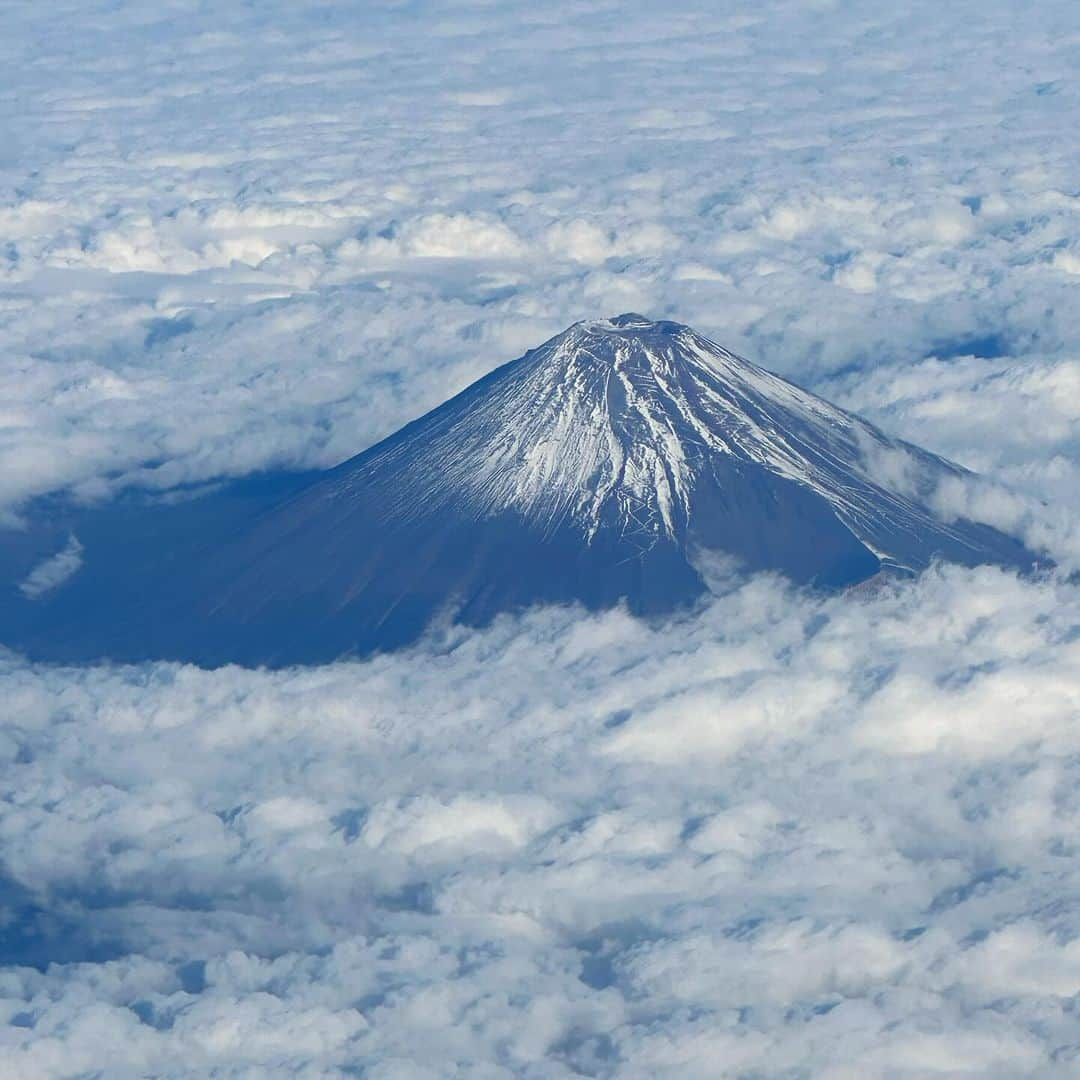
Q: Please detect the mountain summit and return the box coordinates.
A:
[6,315,1035,665]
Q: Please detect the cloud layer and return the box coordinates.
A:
[2,568,1079,1076]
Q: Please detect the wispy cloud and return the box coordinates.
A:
[18,534,83,598]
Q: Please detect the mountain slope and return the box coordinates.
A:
[185,314,1031,662]
[6,314,1035,666]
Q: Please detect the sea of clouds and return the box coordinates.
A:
[1,0,1079,1076]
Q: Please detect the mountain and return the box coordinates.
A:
[4,314,1035,666]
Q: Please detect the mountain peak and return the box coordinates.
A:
[559,312,702,362]
[577,312,684,335]
[535,312,738,391]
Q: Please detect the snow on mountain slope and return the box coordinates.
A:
[324,313,1002,571]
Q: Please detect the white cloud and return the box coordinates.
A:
[0,569,1078,1075]
[367,213,527,261]
[18,534,83,597]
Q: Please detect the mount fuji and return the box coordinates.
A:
[4,314,1036,666]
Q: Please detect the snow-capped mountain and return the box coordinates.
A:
[4,314,1035,666]
[314,313,1012,572]
[185,313,1030,662]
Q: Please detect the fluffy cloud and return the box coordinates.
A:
[1,568,1079,1076]
[825,353,1080,566]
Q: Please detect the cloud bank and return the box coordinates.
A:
[2,568,1079,1076]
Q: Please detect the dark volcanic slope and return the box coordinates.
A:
[4,315,1035,666]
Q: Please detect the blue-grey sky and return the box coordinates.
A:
[1,1,1079,1076]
